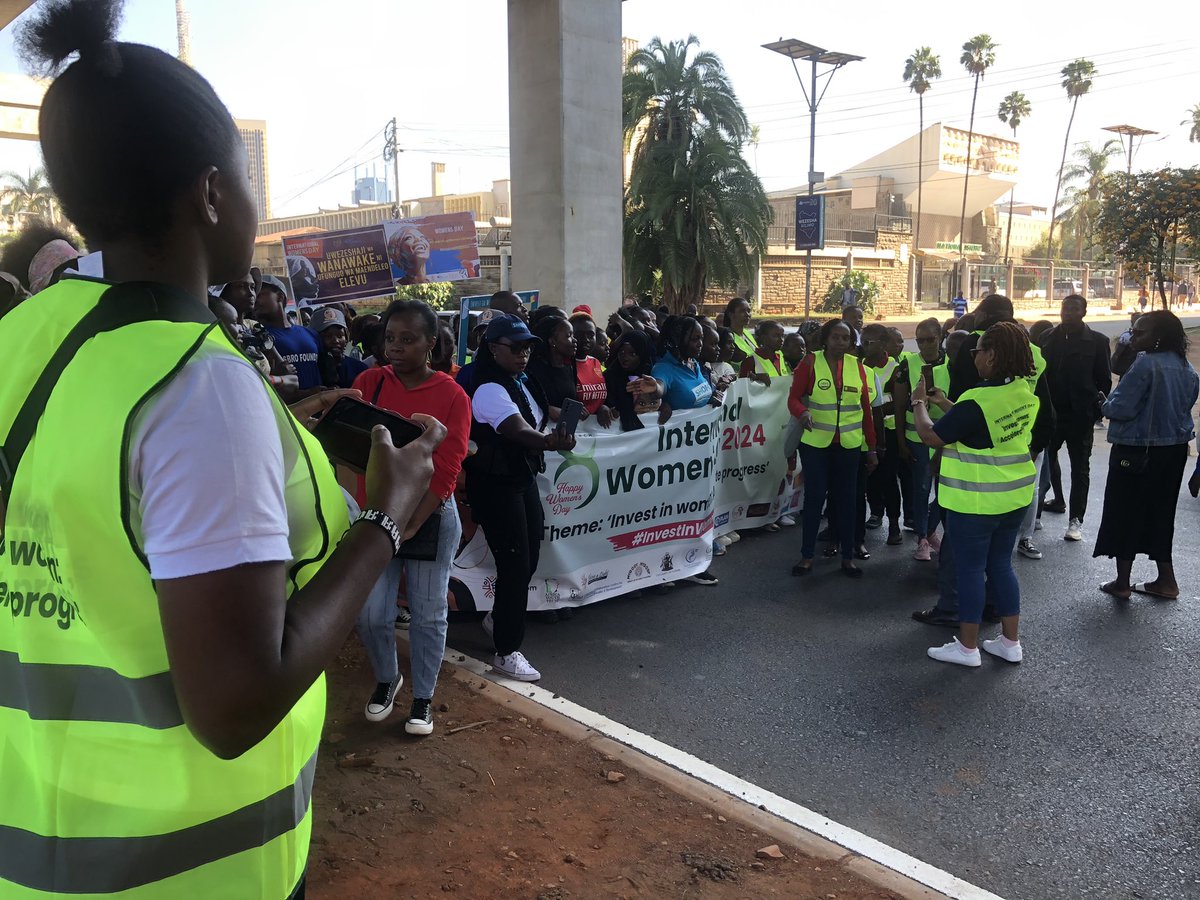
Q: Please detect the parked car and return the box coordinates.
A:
[1052,279,1083,300]
[1088,276,1115,299]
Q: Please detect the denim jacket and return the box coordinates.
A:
[1102,351,1198,447]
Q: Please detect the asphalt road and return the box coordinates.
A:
[449,441,1200,900]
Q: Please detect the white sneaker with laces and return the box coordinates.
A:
[1065,518,1083,542]
[492,651,541,682]
[927,637,981,667]
[981,636,1023,663]
[913,538,933,562]
[364,675,402,722]
[777,515,797,527]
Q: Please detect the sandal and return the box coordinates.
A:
[1131,582,1180,600]
[854,548,871,560]
[822,544,838,558]
[1099,581,1131,601]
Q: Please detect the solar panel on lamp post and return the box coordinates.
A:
[763,39,864,318]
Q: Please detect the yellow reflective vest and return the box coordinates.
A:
[938,378,1039,515]
[731,329,757,360]
[902,351,951,443]
[0,278,347,898]
[867,357,898,431]
[800,350,867,450]
[746,350,790,378]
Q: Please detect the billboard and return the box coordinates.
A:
[281,212,481,306]
[456,290,540,365]
[794,195,825,251]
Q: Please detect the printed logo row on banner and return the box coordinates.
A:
[439,378,801,613]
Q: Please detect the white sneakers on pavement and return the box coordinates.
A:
[981,636,1023,663]
[777,515,797,527]
[913,538,933,561]
[492,651,541,682]
[1065,518,1083,542]
[927,638,982,667]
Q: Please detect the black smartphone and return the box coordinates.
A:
[311,397,425,472]
[558,398,585,437]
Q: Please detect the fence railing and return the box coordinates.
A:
[767,213,913,249]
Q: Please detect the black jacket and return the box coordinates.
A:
[1040,324,1112,425]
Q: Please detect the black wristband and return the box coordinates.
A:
[354,508,403,556]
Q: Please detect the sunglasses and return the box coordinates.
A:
[493,340,533,355]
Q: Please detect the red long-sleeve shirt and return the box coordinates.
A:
[351,367,471,502]
[787,354,877,449]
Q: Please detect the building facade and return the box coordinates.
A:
[236,119,271,222]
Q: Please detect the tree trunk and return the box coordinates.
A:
[957,75,980,261]
[1048,98,1078,266]
[915,95,925,301]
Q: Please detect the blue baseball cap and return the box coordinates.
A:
[484,313,540,345]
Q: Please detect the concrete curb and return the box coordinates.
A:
[442,647,1003,900]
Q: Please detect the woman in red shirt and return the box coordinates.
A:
[571,313,614,427]
[788,319,878,577]
[351,300,471,735]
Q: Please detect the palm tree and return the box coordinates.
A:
[1046,58,1096,263]
[956,35,997,265]
[903,46,942,298]
[0,168,57,226]
[1061,139,1120,259]
[623,36,769,312]
[748,124,761,174]
[997,90,1031,265]
[1182,103,1200,143]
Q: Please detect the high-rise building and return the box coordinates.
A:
[236,119,271,221]
[352,176,389,205]
[175,0,192,65]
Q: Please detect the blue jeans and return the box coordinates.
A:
[799,443,860,560]
[356,500,461,699]
[945,507,1024,625]
[906,439,935,537]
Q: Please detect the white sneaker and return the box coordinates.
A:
[492,651,541,682]
[364,675,402,722]
[725,531,742,544]
[1065,518,1083,542]
[981,636,1023,663]
[777,515,797,527]
[716,534,733,548]
[927,637,981,667]
[1034,519,1043,532]
[481,611,494,640]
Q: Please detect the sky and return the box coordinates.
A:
[0,0,1196,221]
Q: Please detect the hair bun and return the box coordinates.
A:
[16,0,125,76]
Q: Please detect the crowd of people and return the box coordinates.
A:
[1,1,1198,897]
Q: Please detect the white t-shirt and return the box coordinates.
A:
[711,361,736,382]
[127,343,293,580]
[471,380,545,432]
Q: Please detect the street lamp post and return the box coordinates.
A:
[764,39,864,318]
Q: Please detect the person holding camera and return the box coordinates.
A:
[351,300,470,735]
[465,314,576,681]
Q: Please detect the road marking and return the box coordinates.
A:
[447,644,1005,900]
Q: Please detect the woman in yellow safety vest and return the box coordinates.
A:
[738,320,790,384]
[0,3,443,897]
[788,319,879,578]
[721,296,757,364]
[894,317,950,561]
[911,322,1039,667]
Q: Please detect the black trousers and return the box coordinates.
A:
[1046,419,1095,521]
[466,477,543,656]
[867,428,902,525]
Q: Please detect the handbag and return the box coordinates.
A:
[1111,443,1149,476]
[396,511,442,561]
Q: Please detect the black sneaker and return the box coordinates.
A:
[911,607,960,628]
[394,607,411,629]
[684,571,719,586]
[364,676,401,722]
[1043,499,1067,514]
[405,698,434,736]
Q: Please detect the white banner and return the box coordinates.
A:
[446,378,799,613]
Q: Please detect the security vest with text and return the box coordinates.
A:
[938,378,1039,515]
[801,350,866,450]
[0,278,348,898]
[903,351,950,443]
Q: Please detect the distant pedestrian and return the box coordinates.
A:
[1095,311,1198,602]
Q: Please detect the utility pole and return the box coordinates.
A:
[384,118,403,217]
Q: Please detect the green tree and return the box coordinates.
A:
[1046,58,1096,263]
[820,270,880,315]
[623,36,770,312]
[1095,168,1200,306]
[997,90,1031,265]
[956,35,997,262]
[1182,103,1200,143]
[394,282,455,310]
[903,46,942,297]
[0,168,58,225]
[1061,139,1120,259]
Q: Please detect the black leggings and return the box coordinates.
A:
[467,478,543,655]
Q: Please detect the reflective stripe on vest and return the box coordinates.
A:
[903,351,950,443]
[938,379,1039,515]
[868,358,898,430]
[751,351,789,378]
[800,351,865,450]
[0,278,347,898]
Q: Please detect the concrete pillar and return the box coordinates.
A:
[507,0,623,319]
